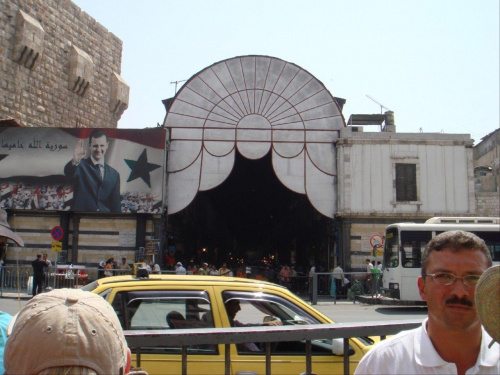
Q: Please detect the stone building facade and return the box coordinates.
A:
[474,128,500,217]
[0,0,129,128]
[335,117,477,270]
[1,1,141,269]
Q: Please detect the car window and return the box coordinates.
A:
[111,290,217,355]
[223,291,352,356]
[223,291,320,326]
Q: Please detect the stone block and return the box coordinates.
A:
[13,10,45,69]
[68,45,93,96]
[110,71,129,117]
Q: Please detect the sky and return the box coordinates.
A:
[72,0,499,144]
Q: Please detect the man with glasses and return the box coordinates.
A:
[355,230,499,374]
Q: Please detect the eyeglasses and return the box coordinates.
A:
[423,272,481,287]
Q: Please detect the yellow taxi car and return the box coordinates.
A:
[82,273,374,374]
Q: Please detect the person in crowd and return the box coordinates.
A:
[209,264,219,276]
[64,129,121,212]
[4,288,146,374]
[279,265,291,288]
[175,261,186,275]
[31,253,46,296]
[363,258,373,288]
[197,262,209,275]
[186,263,197,275]
[42,253,52,289]
[119,257,131,271]
[219,262,231,277]
[332,264,344,298]
[97,260,106,279]
[225,299,283,352]
[355,230,499,374]
[104,257,114,277]
[0,310,12,375]
[151,260,161,274]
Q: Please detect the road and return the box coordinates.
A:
[314,299,427,323]
[0,295,427,324]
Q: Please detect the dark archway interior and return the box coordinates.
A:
[167,151,332,273]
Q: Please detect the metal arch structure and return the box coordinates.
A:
[165,55,345,218]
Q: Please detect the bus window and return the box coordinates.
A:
[384,228,399,268]
[436,230,500,263]
[400,231,432,268]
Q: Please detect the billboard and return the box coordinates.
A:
[0,127,166,214]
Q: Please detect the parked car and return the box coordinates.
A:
[82,274,375,374]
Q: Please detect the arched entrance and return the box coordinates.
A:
[164,55,344,269]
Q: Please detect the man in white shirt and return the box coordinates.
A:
[175,262,186,275]
[355,230,499,374]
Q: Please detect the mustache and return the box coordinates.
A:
[445,296,473,307]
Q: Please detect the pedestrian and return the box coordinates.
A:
[4,288,146,374]
[31,253,46,296]
[332,264,344,297]
[151,260,161,274]
[119,257,131,270]
[209,264,219,276]
[97,260,106,279]
[0,311,12,374]
[42,253,52,289]
[175,261,186,275]
[104,257,114,277]
[219,262,230,277]
[279,265,291,288]
[355,230,499,374]
[198,262,209,275]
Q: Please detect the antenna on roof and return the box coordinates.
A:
[366,95,392,114]
[171,80,187,94]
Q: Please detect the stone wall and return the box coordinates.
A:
[5,213,157,266]
[475,192,500,218]
[0,0,129,128]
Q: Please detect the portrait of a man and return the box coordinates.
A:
[64,130,121,212]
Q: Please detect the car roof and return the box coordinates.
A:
[92,274,288,289]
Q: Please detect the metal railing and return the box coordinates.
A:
[309,272,381,305]
[0,265,134,296]
[125,320,421,375]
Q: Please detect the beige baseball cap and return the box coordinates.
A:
[475,265,500,344]
[4,288,129,374]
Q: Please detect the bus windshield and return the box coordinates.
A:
[383,228,399,268]
[384,229,432,269]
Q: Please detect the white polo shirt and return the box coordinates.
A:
[355,319,499,374]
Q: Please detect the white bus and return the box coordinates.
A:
[381,217,500,303]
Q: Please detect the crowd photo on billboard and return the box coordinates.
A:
[0,127,166,214]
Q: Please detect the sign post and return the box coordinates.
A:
[369,234,385,256]
[50,226,64,289]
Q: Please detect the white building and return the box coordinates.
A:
[335,113,476,270]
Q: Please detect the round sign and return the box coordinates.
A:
[370,234,384,248]
[51,226,64,241]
